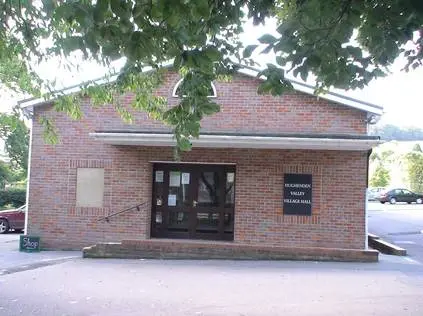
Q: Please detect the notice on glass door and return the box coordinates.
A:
[155,171,164,183]
[181,172,190,184]
[168,194,177,206]
[169,172,181,187]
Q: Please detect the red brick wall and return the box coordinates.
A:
[27,72,368,250]
[80,72,367,135]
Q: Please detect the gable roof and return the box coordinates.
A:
[18,64,383,118]
[236,65,383,117]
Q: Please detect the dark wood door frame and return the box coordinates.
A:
[151,163,235,241]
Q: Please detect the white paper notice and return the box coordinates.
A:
[168,194,177,206]
[181,173,190,184]
[155,171,164,183]
[169,172,181,187]
[227,172,235,183]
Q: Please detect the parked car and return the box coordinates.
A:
[377,189,423,204]
[367,187,385,201]
[0,205,26,234]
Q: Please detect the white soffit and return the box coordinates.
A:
[90,133,381,151]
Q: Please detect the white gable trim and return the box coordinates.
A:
[18,66,383,118]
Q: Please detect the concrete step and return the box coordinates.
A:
[368,235,407,256]
[83,239,378,262]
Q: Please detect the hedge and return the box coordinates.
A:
[0,188,26,208]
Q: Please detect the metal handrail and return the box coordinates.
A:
[98,201,149,222]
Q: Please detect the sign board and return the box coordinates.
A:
[169,172,181,187]
[181,172,190,184]
[168,194,177,206]
[283,173,312,216]
[19,235,41,252]
[227,172,235,183]
[155,170,164,183]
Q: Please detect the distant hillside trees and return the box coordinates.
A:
[370,124,423,141]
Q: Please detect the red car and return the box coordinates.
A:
[0,205,26,234]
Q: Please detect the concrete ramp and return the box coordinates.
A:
[83,239,378,262]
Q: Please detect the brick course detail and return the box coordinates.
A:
[27,71,370,251]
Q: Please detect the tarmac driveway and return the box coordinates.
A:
[0,233,79,275]
[0,254,423,315]
[368,202,423,263]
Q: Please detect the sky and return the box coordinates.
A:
[1,19,423,128]
[239,19,423,128]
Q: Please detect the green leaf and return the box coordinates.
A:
[193,0,210,18]
[200,102,220,115]
[261,44,273,54]
[204,47,221,62]
[110,0,130,18]
[177,137,192,151]
[275,55,285,66]
[258,34,278,44]
[243,45,258,58]
[39,117,59,145]
[94,0,110,22]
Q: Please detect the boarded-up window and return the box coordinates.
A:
[76,168,104,207]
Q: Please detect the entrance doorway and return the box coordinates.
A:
[151,163,235,241]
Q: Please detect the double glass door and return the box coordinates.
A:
[151,163,235,241]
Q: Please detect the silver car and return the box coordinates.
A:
[367,187,385,201]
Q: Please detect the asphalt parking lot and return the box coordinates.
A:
[0,232,79,275]
[0,256,422,316]
[368,201,423,262]
[0,204,422,315]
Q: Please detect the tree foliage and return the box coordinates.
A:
[0,161,11,190]
[0,187,26,208]
[0,111,29,173]
[413,144,422,152]
[406,149,423,193]
[370,163,390,188]
[1,1,423,149]
[270,0,423,91]
[369,151,380,162]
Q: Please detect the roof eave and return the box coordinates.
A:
[90,132,382,151]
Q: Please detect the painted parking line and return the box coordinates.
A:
[379,254,421,265]
[395,241,416,245]
[403,257,421,265]
[388,231,422,236]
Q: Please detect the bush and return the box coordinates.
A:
[0,188,26,208]
[370,163,390,187]
[406,151,423,193]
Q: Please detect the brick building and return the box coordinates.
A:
[21,68,383,261]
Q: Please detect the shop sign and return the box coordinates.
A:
[19,235,41,252]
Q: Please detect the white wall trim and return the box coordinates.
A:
[90,132,381,151]
[24,121,34,234]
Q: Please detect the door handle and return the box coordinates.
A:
[193,200,198,207]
